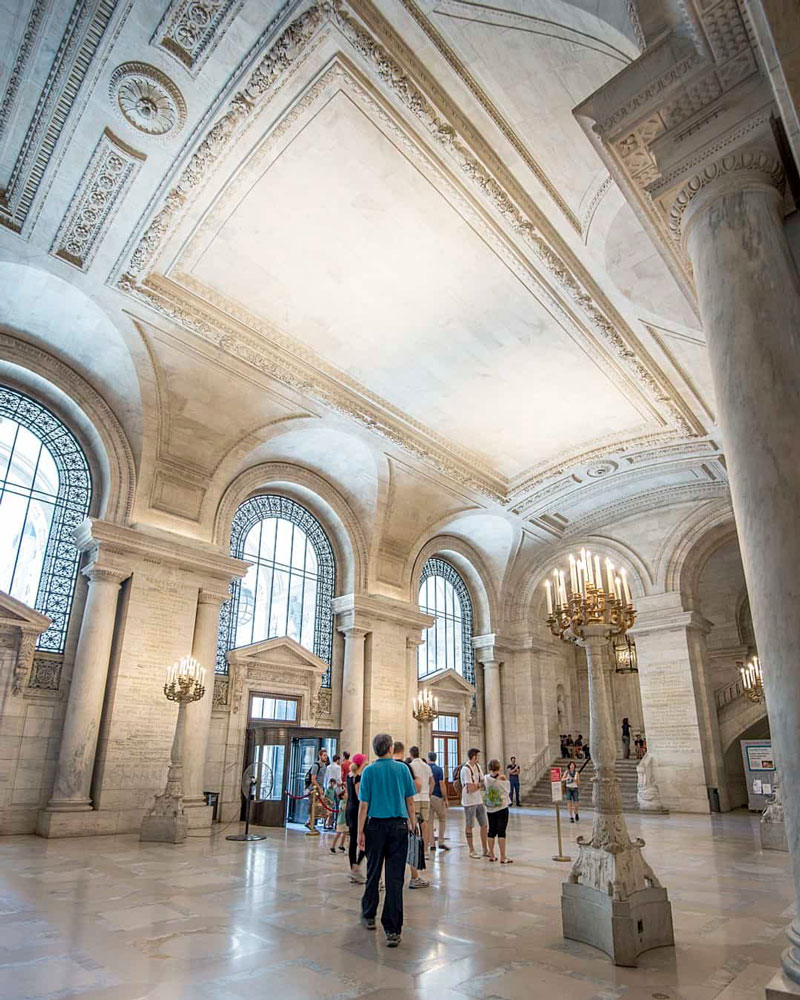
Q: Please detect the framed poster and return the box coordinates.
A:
[746,744,776,771]
[551,767,562,803]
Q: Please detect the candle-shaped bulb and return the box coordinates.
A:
[545,579,553,615]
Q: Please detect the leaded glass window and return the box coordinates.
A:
[216,495,335,686]
[418,557,474,682]
[0,387,91,651]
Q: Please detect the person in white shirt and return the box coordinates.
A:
[460,747,489,859]
[408,746,434,854]
[483,760,512,864]
[325,754,343,796]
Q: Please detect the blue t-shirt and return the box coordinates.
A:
[429,762,445,798]
[358,758,416,818]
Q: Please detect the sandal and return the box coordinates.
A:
[500,859,514,864]
[488,856,497,862]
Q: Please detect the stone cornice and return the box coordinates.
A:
[332,592,434,631]
[74,517,250,583]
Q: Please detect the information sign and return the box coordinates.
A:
[551,766,562,803]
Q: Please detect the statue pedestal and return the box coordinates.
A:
[562,838,674,966]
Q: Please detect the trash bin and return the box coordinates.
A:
[204,790,220,822]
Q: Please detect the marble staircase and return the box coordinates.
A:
[526,756,641,811]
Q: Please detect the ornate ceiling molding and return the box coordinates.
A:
[562,480,729,535]
[0,0,121,234]
[111,0,712,512]
[153,0,247,75]
[0,0,52,143]
[51,128,145,271]
[395,0,583,233]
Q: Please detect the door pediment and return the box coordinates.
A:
[226,636,328,675]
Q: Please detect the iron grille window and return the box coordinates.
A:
[418,556,474,683]
[216,495,335,686]
[0,387,91,652]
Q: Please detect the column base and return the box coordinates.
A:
[37,807,119,838]
[562,881,674,967]
[140,793,188,844]
[766,970,800,998]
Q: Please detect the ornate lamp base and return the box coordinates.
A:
[140,792,187,844]
[562,839,674,966]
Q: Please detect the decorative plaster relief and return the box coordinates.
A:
[153,0,246,74]
[0,0,120,232]
[0,0,52,143]
[109,63,186,137]
[29,653,63,691]
[51,128,145,270]
[212,674,229,707]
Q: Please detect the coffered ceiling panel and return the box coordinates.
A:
[182,89,646,477]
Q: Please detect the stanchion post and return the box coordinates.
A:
[551,765,571,862]
[305,788,320,837]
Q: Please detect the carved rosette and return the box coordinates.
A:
[109,63,186,137]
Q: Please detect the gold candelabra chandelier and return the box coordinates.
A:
[739,656,764,704]
[164,654,206,703]
[413,687,438,724]
[546,548,636,640]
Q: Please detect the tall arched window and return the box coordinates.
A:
[216,494,335,686]
[0,386,91,651]
[417,556,474,682]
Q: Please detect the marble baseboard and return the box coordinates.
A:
[36,805,148,838]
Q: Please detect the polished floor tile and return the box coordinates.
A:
[0,807,792,999]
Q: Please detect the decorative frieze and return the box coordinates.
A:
[109,63,186,137]
[0,0,52,143]
[212,674,229,708]
[51,128,145,271]
[153,0,246,74]
[1,0,120,232]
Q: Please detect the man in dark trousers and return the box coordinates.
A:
[357,732,417,947]
[507,756,521,806]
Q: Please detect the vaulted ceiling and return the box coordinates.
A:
[0,0,729,578]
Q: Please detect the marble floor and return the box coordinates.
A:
[0,807,792,1000]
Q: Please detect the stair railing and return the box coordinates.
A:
[523,745,551,787]
[716,675,745,708]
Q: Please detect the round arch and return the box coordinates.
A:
[408,534,496,635]
[213,462,367,594]
[660,501,738,601]
[0,332,136,523]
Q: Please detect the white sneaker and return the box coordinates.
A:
[409,877,430,888]
[349,871,366,884]
[469,851,481,859]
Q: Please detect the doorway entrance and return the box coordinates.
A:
[432,713,461,801]
[243,725,339,827]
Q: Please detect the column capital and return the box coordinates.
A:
[339,625,369,641]
[197,588,231,608]
[666,147,786,247]
[82,563,128,586]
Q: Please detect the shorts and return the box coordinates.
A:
[416,799,431,823]
[487,807,509,839]
[566,787,579,802]
[464,803,488,828]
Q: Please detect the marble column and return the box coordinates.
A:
[182,589,229,830]
[40,565,127,823]
[481,658,504,766]
[562,624,673,966]
[339,627,368,755]
[674,152,800,995]
[407,637,423,749]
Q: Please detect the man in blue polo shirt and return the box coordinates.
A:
[357,732,417,947]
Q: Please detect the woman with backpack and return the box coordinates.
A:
[483,759,512,864]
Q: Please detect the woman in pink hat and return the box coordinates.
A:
[346,753,368,882]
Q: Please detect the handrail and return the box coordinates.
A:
[523,745,551,785]
[716,676,745,709]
